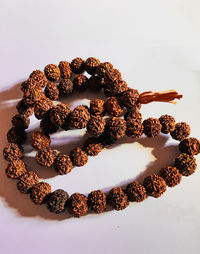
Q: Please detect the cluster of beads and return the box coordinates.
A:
[3,57,200,217]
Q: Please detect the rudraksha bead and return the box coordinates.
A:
[16,99,34,117]
[89,99,105,116]
[83,137,104,156]
[35,148,56,167]
[7,127,26,145]
[159,114,175,134]
[46,189,69,214]
[105,97,124,117]
[105,117,126,139]
[170,122,191,141]
[179,138,200,156]
[88,190,106,213]
[159,166,182,187]
[30,182,51,205]
[44,64,60,82]
[3,143,23,162]
[143,174,166,198]
[69,105,90,129]
[17,171,39,194]
[73,74,88,91]
[50,103,71,127]
[5,159,27,179]
[107,187,129,210]
[68,193,88,217]
[125,181,147,202]
[34,96,53,120]
[70,147,88,167]
[44,82,59,100]
[86,115,106,137]
[54,153,73,175]
[121,88,140,110]
[58,61,72,79]
[85,57,100,75]
[143,118,161,138]
[175,153,197,176]
[30,131,51,150]
[70,57,85,74]
[126,120,144,138]
[58,78,73,97]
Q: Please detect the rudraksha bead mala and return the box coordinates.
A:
[2,57,200,218]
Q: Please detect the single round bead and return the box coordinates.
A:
[96,62,113,78]
[44,64,60,82]
[121,88,140,110]
[16,99,34,117]
[29,70,48,88]
[175,153,197,176]
[143,174,166,198]
[73,74,88,91]
[40,109,59,135]
[23,86,43,106]
[58,78,73,97]
[105,117,126,139]
[50,103,71,127]
[7,127,26,145]
[3,143,23,162]
[105,97,124,117]
[87,115,106,137]
[124,109,142,123]
[109,80,129,96]
[159,166,182,187]
[35,148,55,167]
[104,68,122,85]
[34,97,53,120]
[58,61,72,79]
[70,57,85,74]
[5,159,27,179]
[46,189,69,214]
[85,57,100,75]
[107,187,129,210]
[125,181,147,202]
[12,114,30,129]
[89,99,105,116]
[44,82,59,100]
[30,182,51,205]
[143,118,161,138]
[54,153,73,175]
[69,105,90,129]
[68,193,88,217]
[170,122,191,141]
[83,137,104,156]
[70,147,88,167]
[126,120,144,138]
[30,131,51,150]
[179,137,200,156]
[88,190,106,213]
[17,171,39,194]
[159,114,175,134]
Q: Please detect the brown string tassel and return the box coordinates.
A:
[139,89,183,104]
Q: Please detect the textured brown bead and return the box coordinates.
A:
[7,127,26,145]
[40,109,59,135]
[121,88,140,109]
[109,80,129,96]
[105,97,124,116]
[73,74,88,91]
[179,137,200,156]
[5,159,27,179]
[83,137,104,156]
[58,78,73,97]
[70,57,85,74]
[58,61,72,79]
[44,64,60,82]
[124,109,142,123]
[160,166,182,187]
[105,117,126,139]
[30,131,51,150]
[34,96,53,120]
[16,99,34,117]
[50,103,71,127]
[96,62,113,78]
[54,153,73,175]
[85,57,100,75]
[70,105,90,129]
[125,181,147,202]
[70,147,88,167]
[12,114,30,129]
[44,82,59,100]
[159,114,175,134]
[175,153,197,176]
[35,148,56,167]
[143,118,161,138]
[3,143,23,162]
[170,122,191,141]
[107,187,129,210]
[143,174,166,198]
[29,70,48,88]
[89,99,105,116]
[23,86,43,106]
[68,193,88,217]
[88,75,102,92]
[87,115,106,137]
[126,120,144,138]
[104,68,122,85]
[17,171,39,194]
[30,182,51,205]
[88,190,106,213]
[46,189,69,214]
[21,78,39,92]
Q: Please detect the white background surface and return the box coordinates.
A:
[0,1,200,254]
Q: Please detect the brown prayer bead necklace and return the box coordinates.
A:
[3,57,200,217]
